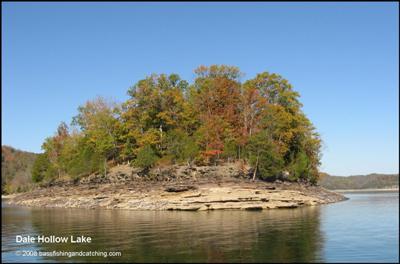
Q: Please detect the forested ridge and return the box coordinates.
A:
[31,65,322,185]
[2,146,38,193]
[319,173,399,190]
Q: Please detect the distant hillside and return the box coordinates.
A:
[319,173,399,190]
[1,146,38,193]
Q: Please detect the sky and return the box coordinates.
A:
[2,2,398,176]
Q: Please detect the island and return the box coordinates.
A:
[3,65,347,210]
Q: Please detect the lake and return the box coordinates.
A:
[2,191,399,263]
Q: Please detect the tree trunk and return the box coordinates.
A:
[159,124,163,140]
[104,158,107,177]
[252,154,259,181]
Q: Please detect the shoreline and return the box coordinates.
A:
[3,179,347,211]
[334,188,399,193]
[3,164,348,211]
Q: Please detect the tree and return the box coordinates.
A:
[221,138,238,162]
[60,133,103,179]
[246,131,284,181]
[122,74,193,157]
[134,145,158,170]
[31,154,52,183]
[72,96,120,176]
[41,122,70,179]
[30,65,322,185]
[192,65,242,155]
[288,151,310,182]
[165,129,199,164]
[244,72,321,182]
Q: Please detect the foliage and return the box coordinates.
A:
[288,151,310,182]
[165,129,199,164]
[245,132,284,180]
[63,136,103,179]
[319,173,399,190]
[134,145,159,169]
[72,97,119,161]
[2,146,38,193]
[30,65,322,185]
[31,154,51,182]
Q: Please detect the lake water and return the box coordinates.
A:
[2,191,399,263]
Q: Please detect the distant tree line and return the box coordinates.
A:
[32,65,322,184]
[319,173,399,190]
[2,146,37,193]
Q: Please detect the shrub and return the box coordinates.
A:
[134,145,158,169]
[31,154,51,182]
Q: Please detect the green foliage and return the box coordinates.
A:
[288,151,310,182]
[134,145,159,169]
[31,154,52,183]
[246,132,284,180]
[165,129,199,164]
[221,139,237,161]
[65,140,103,179]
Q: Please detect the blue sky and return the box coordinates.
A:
[2,2,398,176]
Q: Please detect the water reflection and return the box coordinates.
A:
[4,192,398,263]
[3,205,323,263]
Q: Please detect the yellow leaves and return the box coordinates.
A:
[35,65,322,183]
[136,129,161,148]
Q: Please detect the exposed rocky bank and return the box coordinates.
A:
[4,164,347,211]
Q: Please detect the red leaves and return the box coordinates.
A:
[202,149,223,157]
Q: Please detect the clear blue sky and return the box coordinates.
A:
[2,2,398,176]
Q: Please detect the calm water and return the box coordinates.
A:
[2,192,399,263]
